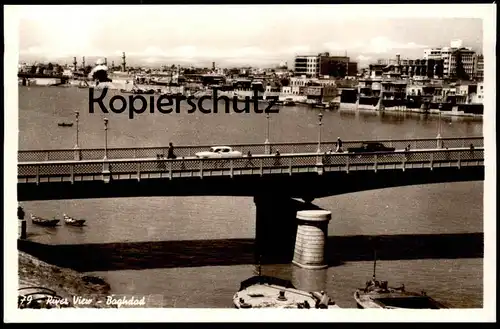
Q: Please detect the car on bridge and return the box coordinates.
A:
[195,146,243,159]
[347,142,396,153]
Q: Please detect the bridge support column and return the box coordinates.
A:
[292,210,331,269]
[19,220,27,239]
[254,196,321,264]
[291,264,327,293]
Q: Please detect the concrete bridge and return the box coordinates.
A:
[18,145,483,201]
[18,137,484,264]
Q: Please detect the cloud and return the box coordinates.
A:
[322,41,346,52]
[356,55,372,62]
[361,36,428,54]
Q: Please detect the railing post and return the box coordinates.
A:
[457,151,461,169]
[374,154,378,172]
[74,148,81,161]
[346,155,349,173]
[36,166,40,185]
[169,161,173,180]
[260,158,263,176]
[45,152,49,161]
[134,149,138,159]
[402,155,406,172]
[102,161,110,183]
[289,157,292,175]
[70,164,74,184]
[137,162,141,181]
[430,153,433,171]
[230,159,234,178]
[200,160,203,179]
[316,155,324,175]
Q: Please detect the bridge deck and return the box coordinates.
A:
[17,137,483,162]
[18,148,484,185]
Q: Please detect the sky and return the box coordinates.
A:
[14,5,484,68]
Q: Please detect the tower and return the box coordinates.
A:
[112,61,115,69]
[104,58,107,66]
[212,62,215,71]
[82,56,85,69]
[73,57,77,70]
[121,52,126,72]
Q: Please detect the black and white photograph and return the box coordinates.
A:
[4,4,496,322]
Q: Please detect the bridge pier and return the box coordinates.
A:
[254,196,322,264]
[292,210,331,269]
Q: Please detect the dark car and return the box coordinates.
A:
[347,142,396,153]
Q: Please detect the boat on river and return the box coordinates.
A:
[354,252,447,309]
[120,88,155,94]
[63,214,86,226]
[57,122,73,127]
[233,275,340,309]
[30,214,59,227]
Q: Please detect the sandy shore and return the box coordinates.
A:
[18,251,116,308]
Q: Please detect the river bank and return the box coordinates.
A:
[18,249,115,308]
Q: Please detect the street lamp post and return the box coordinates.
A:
[265,113,271,154]
[317,112,323,153]
[437,104,442,148]
[74,111,80,149]
[103,117,109,160]
[73,111,81,160]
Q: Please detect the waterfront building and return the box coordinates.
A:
[294,55,319,77]
[294,52,358,78]
[304,85,337,104]
[376,54,444,79]
[422,40,476,79]
[473,54,484,81]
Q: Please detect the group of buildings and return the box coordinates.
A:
[18,39,484,115]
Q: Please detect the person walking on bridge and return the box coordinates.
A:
[167,142,176,159]
[336,137,343,153]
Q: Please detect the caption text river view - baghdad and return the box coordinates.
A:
[89,88,280,119]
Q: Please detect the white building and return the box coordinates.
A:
[423,40,476,78]
[294,55,319,77]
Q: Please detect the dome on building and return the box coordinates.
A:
[96,58,105,65]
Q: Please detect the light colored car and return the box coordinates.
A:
[195,146,243,159]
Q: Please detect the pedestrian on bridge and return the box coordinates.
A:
[336,137,343,153]
[274,150,281,166]
[167,142,177,159]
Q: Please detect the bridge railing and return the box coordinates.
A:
[17,136,484,162]
[18,148,484,184]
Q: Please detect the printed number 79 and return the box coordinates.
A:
[20,295,33,304]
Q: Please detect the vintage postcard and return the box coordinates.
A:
[4,4,496,323]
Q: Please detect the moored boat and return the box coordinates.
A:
[57,122,73,127]
[63,214,86,226]
[283,98,296,106]
[354,252,447,309]
[30,214,59,227]
[233,275,340,309]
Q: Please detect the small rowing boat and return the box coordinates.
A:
[63,214,86,226]
[30,214,59,227]
[58,122,73,127]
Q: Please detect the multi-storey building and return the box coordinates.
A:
[294,55,319,77]
[473,54,484,81]
[294,52,357,78]
[422,40,476,79]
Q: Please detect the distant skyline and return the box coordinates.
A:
[15,5,483,68]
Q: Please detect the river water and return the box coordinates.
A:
[18,86,484,308]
